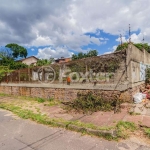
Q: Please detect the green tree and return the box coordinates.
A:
[78,52,84,59]
[87,50,98,57]
[0,45,28,72]
[0,58,28,70]
[116,42,150,52]
[0,48,28,70]
[72,54,78,60]
[116,43,128,51]
[72,50,98,60]
[0,66,12,82]
[0,47,13,59]
[134,43,150,52]
[5,43,28,59]
[36,58,54,66]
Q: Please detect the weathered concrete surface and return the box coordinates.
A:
[0,83,132,102]
[0,82,129,91]
[0,109,150,150]
[1,43,149,103]
[1,44,150,103]
[128,101,150,127]
[1,94,150,129]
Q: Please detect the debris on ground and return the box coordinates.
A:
[133,93,146,104]
[133,85,150,104]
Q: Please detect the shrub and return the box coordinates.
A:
[63,91,121,113]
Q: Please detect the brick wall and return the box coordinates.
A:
[0,85,134,102]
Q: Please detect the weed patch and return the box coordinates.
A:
[63,91,122,113]
[35,97,45,103]
[144,128,150,138]
[0,93,11,97]
[0,93,59,107]
[129,112,141,115]
[116,121,137,139]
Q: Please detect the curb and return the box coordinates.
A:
[54,122,117,138]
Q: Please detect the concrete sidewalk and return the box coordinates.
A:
[1,109,150,150]
[1,95,150,128]
[40,101,150,128]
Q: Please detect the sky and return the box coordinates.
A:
[0,0,150,59]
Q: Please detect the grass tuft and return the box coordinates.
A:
[144,128,150,138]
[116,121,137,139]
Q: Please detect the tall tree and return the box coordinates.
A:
[0,46,28,70]
[78,52,84,59]
[87,50,98,57]
[72,54,78,60]
[0,47,13,59]
[5,43,28,59]
[72,50,98,60]
[0,66,12,82]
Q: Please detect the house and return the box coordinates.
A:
[17,56,39,65]
[55,57,71,64]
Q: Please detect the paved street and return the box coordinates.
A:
[0,109,150,150]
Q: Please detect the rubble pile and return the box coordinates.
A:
[133,85,150,104]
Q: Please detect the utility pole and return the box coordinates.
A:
[120,34,122,45]
[142,35,145,44]
[129,24,131,43]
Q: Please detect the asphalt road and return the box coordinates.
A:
[0,109,150,150]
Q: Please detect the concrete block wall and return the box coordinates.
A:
[127,43,150,84]
[1,44,149,102]
[0,85,133,102]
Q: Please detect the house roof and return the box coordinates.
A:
[55,57,71,61]
[17,56,39,62]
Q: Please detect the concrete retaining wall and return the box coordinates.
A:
[0,83,141,102]
[0,43,149,102]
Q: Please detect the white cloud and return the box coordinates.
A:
[31,48,35,51]
[112,45,117,51]
[116,32,145,44]
[36,46,73,59]
[103,51,112,55]
[130,33,143,43]
[1,0,150,53]
[71,0,150,36]
[31,35,53,46]
[116,36,128,43]
[104,45,117,54]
